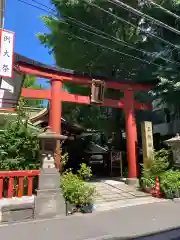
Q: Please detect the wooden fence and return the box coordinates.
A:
[0,170,40,199]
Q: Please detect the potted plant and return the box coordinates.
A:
[61,170,84,215]
[79,184,96,213]
[61,166,96,215]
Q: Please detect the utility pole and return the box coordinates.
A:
[0,0,5,29]
[0,0,5,86]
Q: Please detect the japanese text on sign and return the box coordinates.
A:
[141,121,154,166]
[0,30,15,78]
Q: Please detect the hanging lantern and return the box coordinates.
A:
[91,79,105,104]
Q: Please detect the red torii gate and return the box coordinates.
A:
[14,54,153,180]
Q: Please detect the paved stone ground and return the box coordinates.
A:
[91,179,149,202]
[1,200,180,239]
[89,179,166,211]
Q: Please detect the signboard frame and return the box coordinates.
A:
[0,29,15,79]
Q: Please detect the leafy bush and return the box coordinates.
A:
[0,113,40,170]
[140,174,155,189]
[140,149,171,189]
[61,170,84,204]
[150,149,170,175]
[61,152,69,172]
[77,163,92,180]
[160,170,180,198]
[61,165,96,206]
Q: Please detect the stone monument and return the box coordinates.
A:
[35,127,68,219]
[165,133,180,168]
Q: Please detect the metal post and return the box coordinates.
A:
[0,0,5,29]
[0,0,5,86]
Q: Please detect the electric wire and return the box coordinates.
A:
[86,1,180,51]
[17,0,180,68]
[29,0,180,67]
[108,0,180,36]
[59,20,180,67]
[18,0,164,67]
[56,29,163,67]
[149,0,180,21]
[33,0,180,52]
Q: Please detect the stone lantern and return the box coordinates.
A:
[35,127,69,219]
[165,133,180,168]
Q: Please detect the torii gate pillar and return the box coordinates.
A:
[49,79,62,170]
[124,89,138,185]
[50,79,62,134]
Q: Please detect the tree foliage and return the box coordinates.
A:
[0,106,40,170]
[21,75,44,107]
[37,0,180,134]
[38,0,159,82]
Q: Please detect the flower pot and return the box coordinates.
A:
[80,204,94,214]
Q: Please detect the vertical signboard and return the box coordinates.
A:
[141,121,154,168]
[0,29,15,78]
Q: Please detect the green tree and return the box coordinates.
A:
[0,106,40,170]
[38,0,157,82]
[37,0,148,139]
[37,0,180,139]
[134,0,180,109]
[21,75,44,108]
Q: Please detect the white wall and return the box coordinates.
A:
[0,70,25,109]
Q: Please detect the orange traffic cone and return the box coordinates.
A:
[152,176,161,198]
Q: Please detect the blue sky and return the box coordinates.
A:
[5,0,53,88]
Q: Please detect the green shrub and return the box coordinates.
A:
[77,163,92,180]
[150,149,170,175]
[140,149,171,189]
[160,170,180,197]
[140,174,155,189]
[61,170,84,204]
[0,114,40,170]
[61,164,96,206]
[61,152,69,172]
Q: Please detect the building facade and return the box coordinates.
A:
[153,99,180,136]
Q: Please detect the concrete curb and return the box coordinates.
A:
[0,196,34,222]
